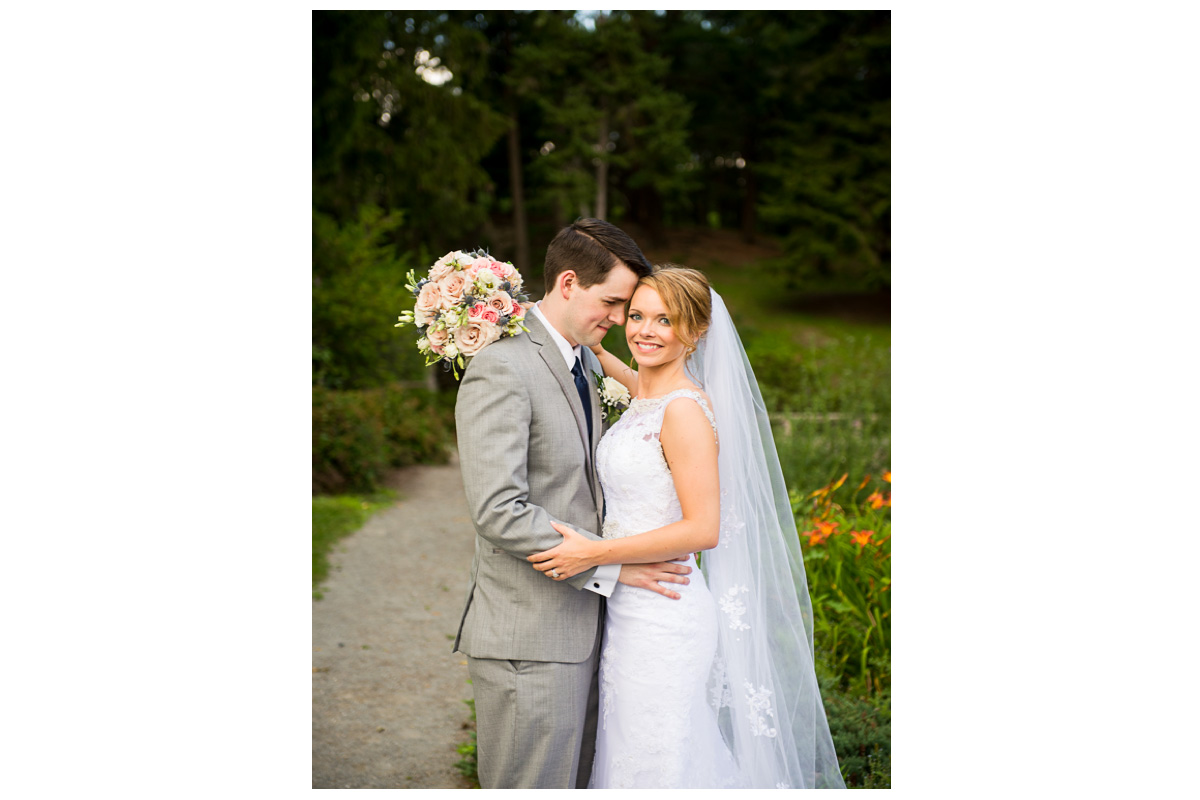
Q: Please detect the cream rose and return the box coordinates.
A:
[438,272,467,310]
[415,281,443,326]
[486,290,514,317]
[426,325,449,354]
[431,250,466,280]
[454,320,502,357]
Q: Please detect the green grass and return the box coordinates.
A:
[312,491,397,599]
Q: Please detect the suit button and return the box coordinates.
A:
[593,583,600,589]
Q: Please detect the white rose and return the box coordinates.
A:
[599,376,631,408]
[473,269,499,291]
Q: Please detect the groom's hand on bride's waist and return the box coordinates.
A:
[617,560,692,600]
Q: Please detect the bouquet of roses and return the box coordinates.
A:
[395,249,532,377]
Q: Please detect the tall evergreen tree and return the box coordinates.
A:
[312,11,506,253]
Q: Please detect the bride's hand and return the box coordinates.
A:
[528,522,599,581]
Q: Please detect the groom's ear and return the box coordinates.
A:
[557,270,578,299]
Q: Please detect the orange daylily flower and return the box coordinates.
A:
[848,530,875,548]
[866,491,885,510]
[832,473,848,491]
[804,529,832,546]
[857,474,871,490]
[814,519,840,537]
[885,492,891,507]
[882,470,891,483]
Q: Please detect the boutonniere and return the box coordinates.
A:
[594,372,631,425]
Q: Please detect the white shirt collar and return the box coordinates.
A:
[531,302,582,371]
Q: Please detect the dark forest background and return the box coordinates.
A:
[314,10,890,391]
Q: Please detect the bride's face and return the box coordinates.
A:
[625,285,687,368]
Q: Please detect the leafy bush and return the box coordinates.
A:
[313,384,456,494]
[822,677,891,788]
[740,321,890,498]
[313,204,430,390]
[795,471,891,696]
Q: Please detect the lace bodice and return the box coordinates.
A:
[596,388,717,541]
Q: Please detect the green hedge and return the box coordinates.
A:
[312,384,456,494]
[823,679,891,788]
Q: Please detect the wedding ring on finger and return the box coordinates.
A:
[551,569,559,578]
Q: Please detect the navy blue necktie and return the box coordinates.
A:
[571,356,594,445]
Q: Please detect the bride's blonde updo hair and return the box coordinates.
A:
[637,264,712,356]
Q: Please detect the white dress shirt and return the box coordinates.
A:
[530,302,619,597]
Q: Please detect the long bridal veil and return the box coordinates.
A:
[689,289,845,789]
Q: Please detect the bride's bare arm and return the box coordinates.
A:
[588,344,638,396]
[527,396,719,577]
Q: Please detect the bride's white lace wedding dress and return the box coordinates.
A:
[589,388,749,789]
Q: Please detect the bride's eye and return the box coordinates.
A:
[629,313,642,321]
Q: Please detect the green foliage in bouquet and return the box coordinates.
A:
[312,385,456,495]
[794,471,891,697]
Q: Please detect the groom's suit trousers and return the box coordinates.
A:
[466,618,602,789]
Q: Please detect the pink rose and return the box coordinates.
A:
[486,291,514,317]
[454,320,502,357]
[468,302,501,325]
[438,272,467,310]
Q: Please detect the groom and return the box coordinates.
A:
[452,219,693,789]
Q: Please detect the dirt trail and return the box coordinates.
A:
[312,455,476,789]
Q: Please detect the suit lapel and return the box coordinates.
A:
[526,316,596,497]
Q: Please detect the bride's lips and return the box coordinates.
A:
[633,341,662,354]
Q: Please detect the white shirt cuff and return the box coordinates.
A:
[585,563,619,597]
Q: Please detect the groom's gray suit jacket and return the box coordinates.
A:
[452,312,607,663]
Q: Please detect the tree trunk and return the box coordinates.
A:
[506,113,529,275]
[594,113,609,221]
[740,165,758,243]
[740,133,759,242]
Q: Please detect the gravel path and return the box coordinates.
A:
[312,455,476,789]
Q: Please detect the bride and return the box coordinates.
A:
[528,266,845,789]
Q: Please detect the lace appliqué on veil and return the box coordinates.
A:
[743,682,778,738]
[718,585,751,631]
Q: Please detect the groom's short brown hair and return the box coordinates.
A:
[543,218,653,295]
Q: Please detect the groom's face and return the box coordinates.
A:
[563,263,640,348]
